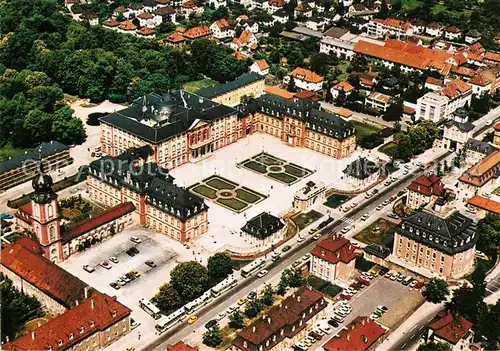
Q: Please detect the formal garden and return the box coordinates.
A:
[188,175,267,213]
[353,218,396,250]
[238,152,313,185]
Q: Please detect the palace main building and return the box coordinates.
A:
[99,90,356,170]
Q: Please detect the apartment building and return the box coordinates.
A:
[393,207,477,279]
[232,287,327,351]
[406,174,444,209]
[87,147,208,244]
[367,18,412,39]
[415,92,449,122]
[310,235,357,283]
[459,150,500,195]
[365,92,392,112]
[0,141,73,191]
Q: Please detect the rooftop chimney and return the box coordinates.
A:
[267,317,271,324]
[75,300,79,306]
[84,286,90,299]
[31,332,35,341]
[252,326,256,333]
[347,334,350,341]
[91,300,95,309]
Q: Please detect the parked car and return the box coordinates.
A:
[126,249,136,257]
[302,254,311,261]
[205,319,218,329]
[247,291,257,299]
[0,213,13,220]
[292,261,302,268]
[313,234,322,240]
[130,236,142,244]
[83,264,95,273]
[397,190,406,197]
[110,281,121,290]
[130,247,139,254]
[100,261,112,269]
[397,274,405,282]
[297,235,305,242]
[327,319,339,327]
[237,297,248,305]
[187,315,198,324]
[309,331,323,340]
[216,312,226,321]
[109,257,119,264]
[409,280,418,288]
[361,213,369,221]
[308,227,318,234]
[145,260,157,268]
[376,205,383,211]
[282,245,291,252]
[130,318,140,329]
[377,305,388,312]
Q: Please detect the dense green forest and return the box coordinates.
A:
[0,0,248,149]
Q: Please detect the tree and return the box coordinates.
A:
[423,279,449,303]
[446,284,486,324]
[436,162,443,177]
[476,214,500,256]
[261,284,274,306]
[393,121,402,133]
[244,298,264,318]
[228,310,245,329]
[376,0,389,19]
[151,283,184,314]
[417,342,451,351]
[203,324,223,347]
[287,76,296,92]
[170,261,210,301]
[207,252,233,283]
[383,99,404,121]
[309,53,331,76]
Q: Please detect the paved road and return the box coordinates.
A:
[142,151,453,351]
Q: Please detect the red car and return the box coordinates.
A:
[340,294,352,300]
[358,278,370,286]
[350,283,362,290]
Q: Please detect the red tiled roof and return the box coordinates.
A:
[1,238,89,308]
[323,316,386,351]
[467,53,484,62]
[446,26,461,33]
[372,18,411,31]
[183,25,212,39]
[403,106,415,115]
[451,65,476,78]
[459,150,500,186]
[165,32,187,43]
[137,27,156,36]
[441,79,471,100]
[15,202,34,224]
[114,6,128,13]
[137,12,154,19]
[62,202,135,243]
[470,42,485,55]
[264,86,294,100]
[167,341,199,351]
[103,18,121,27]
[233,287,326,350]
[294,90,318,101]
[310,236,357,265]
[407,174,443,196]
[494,122,500,131]
[485,52,500,62]
[255,59,269,71]
[118,20,137,31]
[429,311,472,345]
[3,292,131,351]
[359,77,375,87]
[333,81,354,92]
[290,67,324,83]
[425,77,444,87]
[214,18,230,30]
[154,6,176,15]
[466,195,500,214]
[469,75,492,87]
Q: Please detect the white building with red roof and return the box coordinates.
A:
[284,67,324,92]
[322,316,387,351]
[367,18,413,40]
[210,19,235,39]
[250,59,270,76]
[425,311,473,351]
[469,75,493,97]
[310,235,357,283]
[407,174,444,209]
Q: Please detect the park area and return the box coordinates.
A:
[354,218,395,249]
[238,152,313,185]
[182,78,219,93]
[324,193,350,208]
[379,141,398,157]
[292,210,323,230]
[351,120,382,140]
[307,275,342,298]
[188,175,267,213]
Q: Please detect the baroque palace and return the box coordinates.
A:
[98,90,356,170]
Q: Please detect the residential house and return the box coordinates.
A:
[232,287,327,351]
[180,0,203,16]
[323,317,387,351]
[127,3,144,16]
[424,77,445,92]
[306,17,329,32]
[365,92,392,112]
[331,81,354,100]
[425,22,444,37]
[273,9,289,23]
[163,32,187,47]
[465,29,482,44]
[469,75,492,97]
[343,157,379,188]
[153,6,176,23]
[424,311,474,351]
[117,20,137,34]
[294,1,313,17]
[250,59,270,76]
[265,0,285,13]
[208,0,227,9]
[459,150,500,195]
[210,19,235,40]
[103,18,121,29]
[231,30,258,51]
[411,19,427,35]
[113,6,129,17]
[393,207,477,279]
[182,25,212,40]
[136,26,156,38]
[367,18,412,39]
[444,26,462,41]
[407,174,444,209]
[137,12,160,28]
[284,68,324,92]
[310,235,357,283]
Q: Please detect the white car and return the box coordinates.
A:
[319,325,333,334]
[297,235,305,242]
[341,227,351,234]
[109,256,119,264]
[302,254,311,261]
[486,120,492,126]
[130,236,142,244]
[376,205,384,211]
[382,200,390,206]
[361,213,369,221]
[83,264,95,273]
[403,170,409,175]
[351,202,358,208]
[257,270,269,278]
[216,312,226,320]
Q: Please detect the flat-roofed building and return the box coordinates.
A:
[365,92,392,112]
[393,207,477,279]
[0,141,73,191]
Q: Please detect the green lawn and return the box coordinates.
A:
[182,78,219,93]
[0,141,30,163]
[217,198,247,211]
[307,276,342,298]
[255,154,283,166]
[284,165,309,177]
[351,120,382,140]
[207,178,236,190]
[354,218,395,249]
[324,194,350,208]
[292,210,323,230]
[335,62,350,81]
[243,160,267,173]
[379,142,398,157]
[236,189,261,203]
[191,184,217,199]
[269,172,297,184]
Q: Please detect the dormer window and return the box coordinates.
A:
[90,321,95,328]
[79,327,84,334]
[58,340,63,346]
[69,333,74,340]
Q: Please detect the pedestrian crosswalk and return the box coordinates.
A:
[338,216,356,225]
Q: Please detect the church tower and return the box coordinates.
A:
[31,164,63,263]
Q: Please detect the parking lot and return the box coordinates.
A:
[59,226,192,334]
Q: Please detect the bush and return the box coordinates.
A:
[379,127,394,138]
[87,112,108,126]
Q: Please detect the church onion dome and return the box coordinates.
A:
[32,171,53,193]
